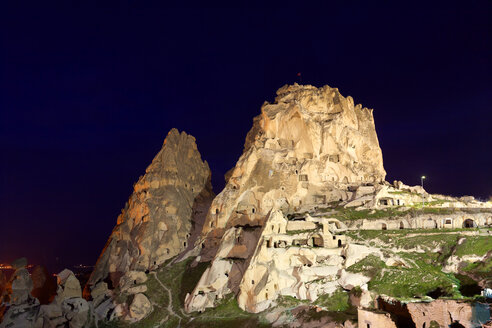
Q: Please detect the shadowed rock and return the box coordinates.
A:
[85,129,214,302]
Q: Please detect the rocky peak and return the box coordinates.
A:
[87,128,214,291]
[200,84,386,248]
[185,84,388,313]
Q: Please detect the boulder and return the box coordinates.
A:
[343,244,380,267]
[61,297,89,328]
[128,293,152,321]
[0,299,40,328]
[56,269,82,301]
[338,270,370,291]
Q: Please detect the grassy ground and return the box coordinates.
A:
[345,229,492,300]
[314,289,350,311]
[97,257,267,328]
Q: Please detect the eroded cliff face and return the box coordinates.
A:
[87,129,214,291]
[186,84,387,313]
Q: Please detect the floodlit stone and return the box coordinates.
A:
[128,293,152,321]
[87,129,214,291]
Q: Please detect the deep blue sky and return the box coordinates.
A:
[1,3,491,270]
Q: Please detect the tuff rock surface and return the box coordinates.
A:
[201,84,385,248]
[87,128,214,293]
[186,84,386,312]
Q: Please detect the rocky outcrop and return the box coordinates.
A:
[36,270,90,328]
[128,293,152,322]
[0,260,91,328]
[0,259,39,328]
[200,84,385,249]
[186,84,386,313]
[86,129,214,293]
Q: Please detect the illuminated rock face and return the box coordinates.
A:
[186,84,386,313]
[200,84,385,249]
[87,129,214,290]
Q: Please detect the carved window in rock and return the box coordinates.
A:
[445,219,452,225]
[299,174,308,182]
[329,155,339,163]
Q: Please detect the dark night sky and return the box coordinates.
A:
[1,3,491,270]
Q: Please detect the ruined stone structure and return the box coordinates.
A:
[87,129,214,293]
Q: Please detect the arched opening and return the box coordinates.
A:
[399,221,404,229]
[338,239,342,247]
[422,323,426,328]
[381,223,387,230]
[463,219,475,228]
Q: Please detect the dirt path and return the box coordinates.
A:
[150,272,187,325]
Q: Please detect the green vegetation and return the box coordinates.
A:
[98,256,269,328]
[348,253,460,299]
[345,229,463,252]
[286,228,316,235]
[187,295,267,328]
[276,295,308,307]
[455,236,492,257]
[461,256,492,282]
[314,289,350,311]
[430,321,440,328]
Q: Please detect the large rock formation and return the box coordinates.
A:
[201,84,385,249]
[87,129,214,293]
[186,84,386,313]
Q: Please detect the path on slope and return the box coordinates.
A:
[150,271,190,325]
